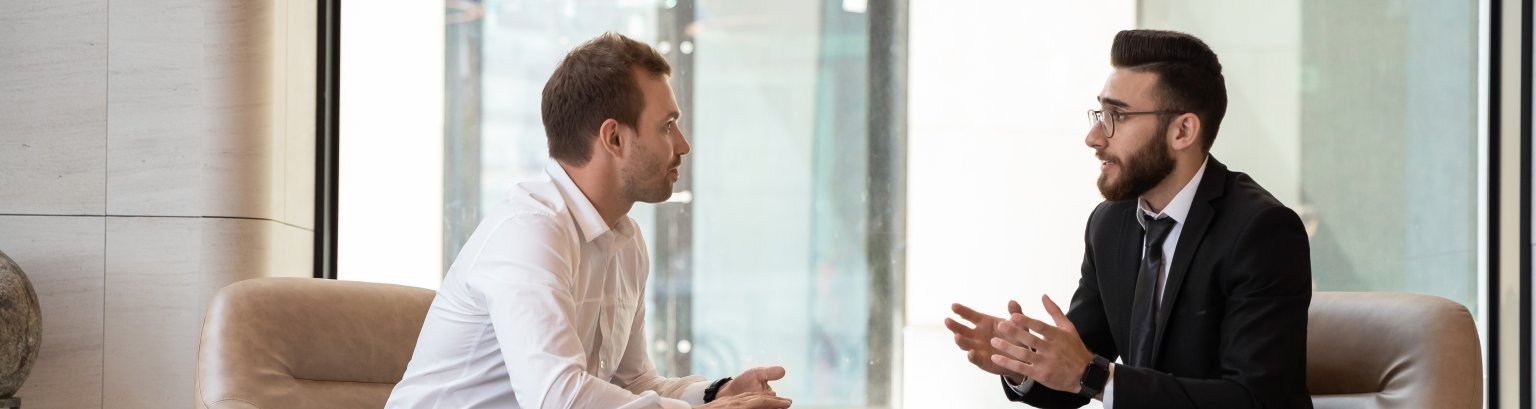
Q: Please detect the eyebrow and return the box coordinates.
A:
[1097,96,1131,109]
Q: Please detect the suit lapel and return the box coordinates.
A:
[1150,157,1228,367]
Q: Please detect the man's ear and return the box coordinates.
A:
[1168,113,1202,151]
[596,118,625,159]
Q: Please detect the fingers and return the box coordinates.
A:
[1007,311,1063,339]
[990,336,1040,364]
[750,392,793,409]
[755,398,793,409]
[944,317,975,339]
[990,354,1036,381]
[1041,294,1076,333]
[752,366,786,381]
[951,303,987,324]
[753,395,793,409]
[954,332,983,352]
[1008,299,1023,316]
[726,392,793,409]
[967,350,986,366]
[947,319,985,353]
[993,320,1042,350]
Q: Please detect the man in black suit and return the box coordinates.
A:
[944,30,1312,408]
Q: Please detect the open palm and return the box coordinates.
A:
[945,301,1027,382]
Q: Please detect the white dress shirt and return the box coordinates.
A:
[386,162,709,409]
[1008,157,1209,408]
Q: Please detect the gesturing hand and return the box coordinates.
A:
[698,392,792,409]
[989,295,1094,395]
[945,301,1029,383]
[717,366,787,398]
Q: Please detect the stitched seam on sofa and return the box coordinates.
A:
[290,377,395,385]
[207,397,261,408]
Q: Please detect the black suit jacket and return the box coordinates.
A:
[1005,157,1313,409]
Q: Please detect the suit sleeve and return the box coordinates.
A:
[1006,203,1122,408]
[1110,205,1313,408]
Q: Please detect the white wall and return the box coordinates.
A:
[904,1,1133,407]
[336,0,446,290]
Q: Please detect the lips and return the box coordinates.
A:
[1097,152,1118,172]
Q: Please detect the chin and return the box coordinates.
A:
[644,188,673,204]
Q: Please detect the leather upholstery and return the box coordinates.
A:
[194,282,1483,408]
[1308,292,1482,408]
[195,278,435,409]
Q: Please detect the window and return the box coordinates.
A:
[346,0,905,405]
[334,1,1509,407]
[1141,0,1492,399]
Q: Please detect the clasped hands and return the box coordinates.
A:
[944,295,1098,397]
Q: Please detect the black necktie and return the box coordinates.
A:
[1130,214,1177,367]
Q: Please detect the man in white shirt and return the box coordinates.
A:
[385,32,793,409]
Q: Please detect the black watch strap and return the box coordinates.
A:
[1076,355,1111,398]
[703,377,732,403]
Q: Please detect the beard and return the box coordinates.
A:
[622,147,678,204]
[1097,127,1175,202]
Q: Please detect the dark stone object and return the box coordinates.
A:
[0,251,39,398]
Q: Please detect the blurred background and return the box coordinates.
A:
[337,1,1490,407]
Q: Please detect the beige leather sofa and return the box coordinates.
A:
[195,280,1483,408]
[1308,292,1482,408]
[196,277,435,409]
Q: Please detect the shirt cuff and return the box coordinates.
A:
[1102,363,1116,409]
[680,379,712,406]
[1004,376,1036,395]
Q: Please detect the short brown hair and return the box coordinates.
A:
[541,32,672,165]
[1111,29,1227,151]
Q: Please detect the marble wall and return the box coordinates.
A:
[0,0,317,407]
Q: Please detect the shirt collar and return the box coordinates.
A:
[545,161,633,243]
[1137,156,1210,228]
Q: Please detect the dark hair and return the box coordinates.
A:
[541,32,672,165]
[1110,29,1227,151]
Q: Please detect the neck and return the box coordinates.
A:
[1139,154,1204,214]
[560,162,633,228]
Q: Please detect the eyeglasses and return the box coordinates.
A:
[1087,109,1182,138]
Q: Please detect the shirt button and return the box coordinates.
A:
[600,360,607,370]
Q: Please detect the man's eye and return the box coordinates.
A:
[1112,113,1127,122]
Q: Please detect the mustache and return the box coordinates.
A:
[1095,150,1118,163]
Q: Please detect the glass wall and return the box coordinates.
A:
[1141,0,1490,401]
[437,0,902,406]
[687,1,892,405]
[339,0,1501,407]
[1140,0,1486,338]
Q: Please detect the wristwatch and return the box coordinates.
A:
[703,377,732,403]
[1076,355,1111,399]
